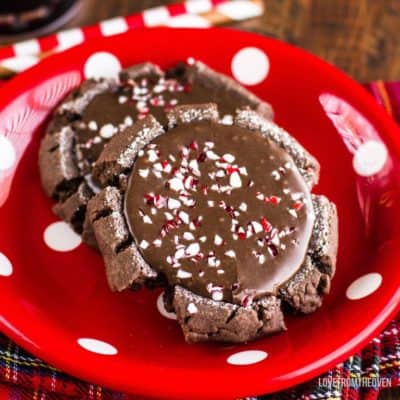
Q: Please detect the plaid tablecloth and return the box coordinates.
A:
[0,82,399,400]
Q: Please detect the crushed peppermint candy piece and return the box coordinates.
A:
[185,242,200,257]
[168,177,184,192]
[118,95,128,104]
[241,295,253,307]
[178,210,190,224]
[99,123,117,139]
[239,202,248,212]
[139,169,149,178]
[214,234,223,246]
[292,192,304,200]
[215,169,226,178]
[174,248,186,260]
[239,166,248,176]
[153,194,167,208]
[237,226,246,240]
[183,232,195,241]
[260,217,272,232]
[184,176,196,190]
[220,115,233,125]
[212,290,223,301]
[293,200,304,210]
[182,196,196,207]
[268,245,279,257]
[225,250,236,258]
[139,240,149,249]
[206,283,224,301]
[256,192,265,201]
[177,269,192,279]
[143,215,152,224]
[269,196,281,205]
[284,161,292,169]
[147,149,159,162]
[229,171,242,188]
[250,221,263,233]
[164,212,174,220]
[271,170,281,180]
[167,198,181,210]
[88,121,98,131]
[206,150,219,160]
[189,159,200,173]
[153,162,164,172]
[208,256,218,267]
[223,153,235,163]
[153,239,162,247]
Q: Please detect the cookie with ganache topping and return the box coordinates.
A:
[84,103,337,343]
[39,61,273,245]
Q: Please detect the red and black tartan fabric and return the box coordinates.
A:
[0,316,399,399]
[0,82,399,400]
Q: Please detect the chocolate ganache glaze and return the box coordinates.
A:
[125,121,315,305]
[75,64,263,170]
[76,74,188,167]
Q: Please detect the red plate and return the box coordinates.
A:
[0,28,399,399]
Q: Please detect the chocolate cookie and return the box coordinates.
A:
[87,103,337,343]
[39,61,273,241]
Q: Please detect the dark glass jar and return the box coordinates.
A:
[0,0,80,38]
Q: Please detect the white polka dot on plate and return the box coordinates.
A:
[157,292,177,320]
[227,350,268,365]
[353,140,388,177]
[44,221,82,252]
[77,338,118,355]
[0,135,16,171]
[0,253,13,277]
[84,52,121,80]
[346,273,382,300]
[231,47,269,86]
